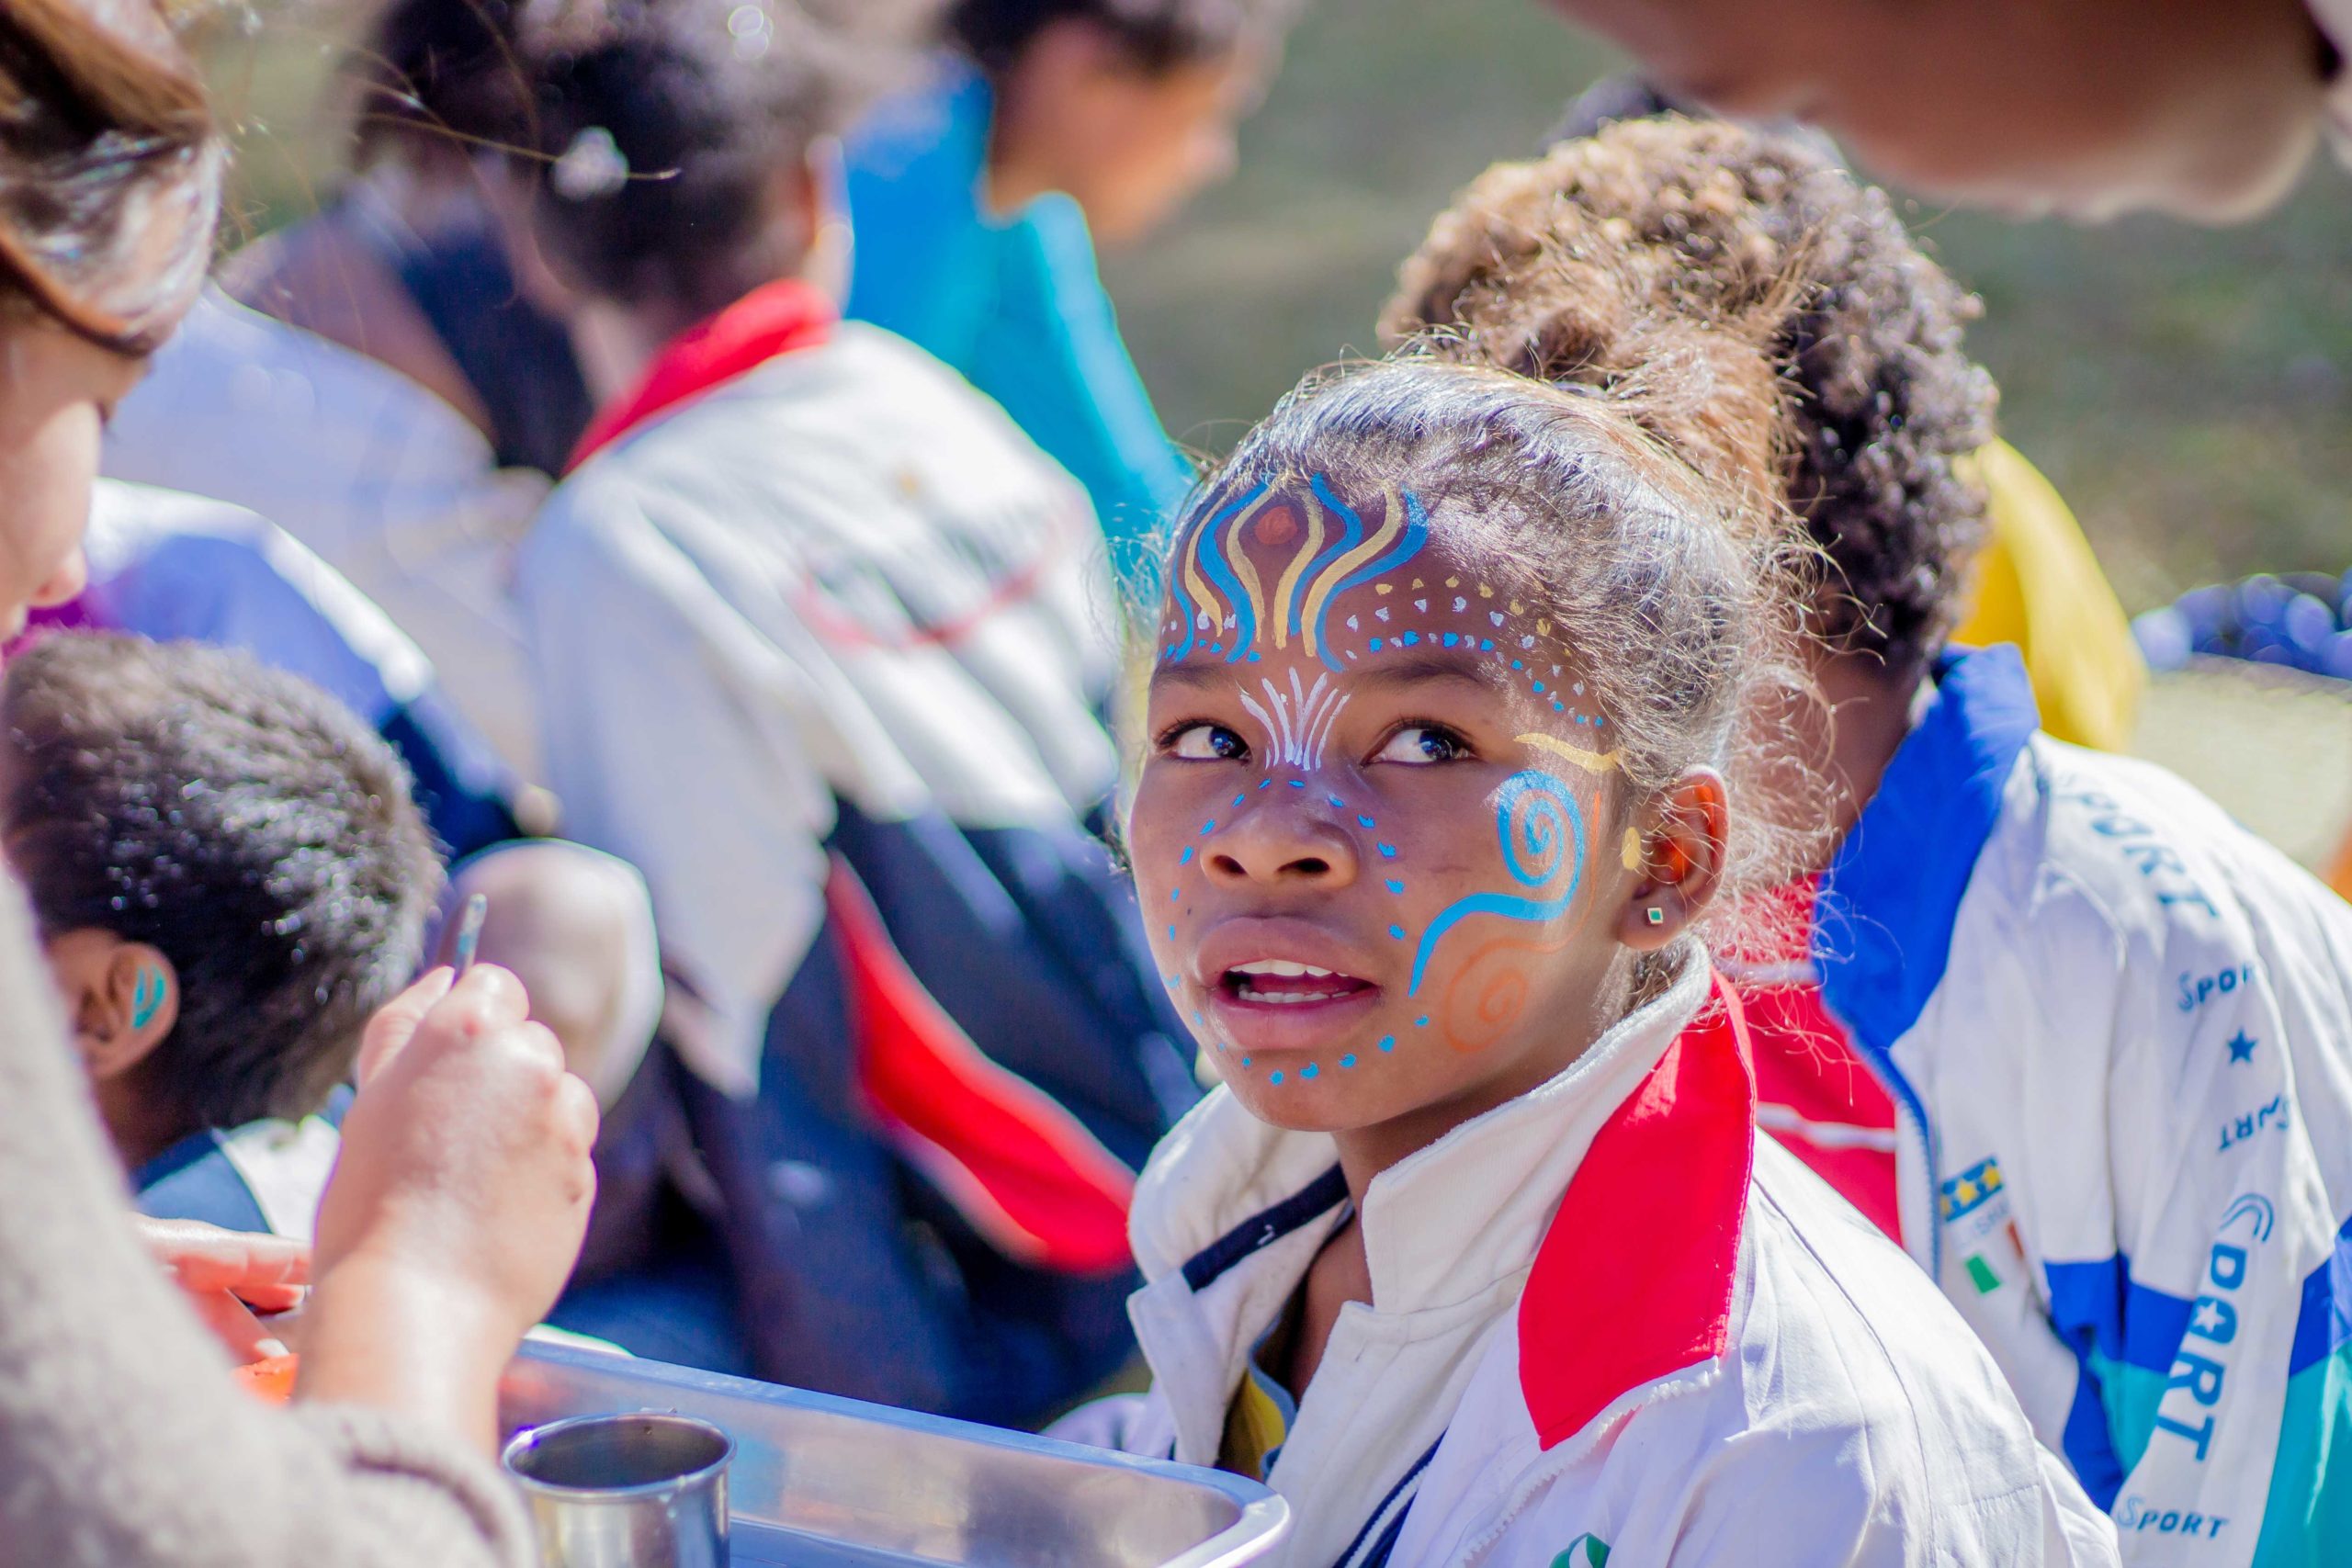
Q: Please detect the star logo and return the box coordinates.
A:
[2227,1032,2258,1065]
[2190,1298,2229,1336]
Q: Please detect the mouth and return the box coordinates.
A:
[1223,958,1378,1008]
[1194,926,1388,1056]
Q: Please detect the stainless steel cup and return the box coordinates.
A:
[503,1412,735,1567]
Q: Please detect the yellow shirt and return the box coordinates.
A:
[1953,440,2144,752]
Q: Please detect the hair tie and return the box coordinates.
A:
[550,126,628,201]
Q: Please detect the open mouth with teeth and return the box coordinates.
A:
[1223,959,1378,1006]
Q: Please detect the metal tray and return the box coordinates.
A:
[498,1341,1288,1568]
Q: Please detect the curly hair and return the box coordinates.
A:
[2,633,442,1128]
[1384,116,1997,674]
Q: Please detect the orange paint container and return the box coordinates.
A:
[233,1353,299,1404]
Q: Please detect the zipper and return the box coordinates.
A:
[1849,1032,1940,1279]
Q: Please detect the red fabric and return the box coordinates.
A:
[1699,878,1903,1244]
[1739,981,1903,1242]
[824,860,1136,1276]
[1519,976,1758,1450]
[566,277,835,471]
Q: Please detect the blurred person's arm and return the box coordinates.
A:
[968,196,1194,560]
[0,886,541,1567]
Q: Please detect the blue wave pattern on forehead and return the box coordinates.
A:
[1308,481,1428,674]
[1165,477,1270,664]
[1408,769,1587,996]
[1164,475,1430,671]
[1289,473,1362,662]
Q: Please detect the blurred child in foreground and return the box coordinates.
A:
[508,0,1197,1421]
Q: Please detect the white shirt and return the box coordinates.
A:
[102,288,549,781]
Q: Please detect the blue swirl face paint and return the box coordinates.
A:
[1407,770,1589,997]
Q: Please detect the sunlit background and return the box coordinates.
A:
[199,0,2352,863]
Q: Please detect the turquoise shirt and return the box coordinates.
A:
[844,58,1193,574]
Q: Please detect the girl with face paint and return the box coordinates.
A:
[1093,346,2120,1565]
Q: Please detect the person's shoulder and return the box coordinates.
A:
[1983,736,2345,993]
[1716,1144,2100,1549]
[1419,1143,2108,1564]
[1742,1138,2026,1423]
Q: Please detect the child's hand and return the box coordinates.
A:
[135,1214,310,1361]
[300,965,599,1449]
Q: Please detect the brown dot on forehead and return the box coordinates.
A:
[1253,503,1301,547]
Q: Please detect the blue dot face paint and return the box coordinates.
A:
[1138,470,1623,1104]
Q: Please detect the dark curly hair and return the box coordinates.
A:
[1383,115,1997,674]
[949,0,1297,77]
[2,633,442,1129]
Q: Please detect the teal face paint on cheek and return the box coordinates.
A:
[1407,770,1589,998]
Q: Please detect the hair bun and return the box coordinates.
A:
[1385,118,1810,536]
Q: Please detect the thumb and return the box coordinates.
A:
[355,967,457,1087]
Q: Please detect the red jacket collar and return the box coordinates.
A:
[1518,974,1758,1448]
[566,277,836,472]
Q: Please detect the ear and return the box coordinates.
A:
[776,142,847,299]
[1613,770,1731,952]
[63,937,180,1081]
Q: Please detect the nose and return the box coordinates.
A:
[1204,798,1359,890]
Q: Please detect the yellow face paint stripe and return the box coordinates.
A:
[1515,731,1623,775]
[1296,482,1405,645]
[1180,519,1222,643]
[1268,488,1328,653]
[1622,828,1644,872]
[1224,491,1270,649]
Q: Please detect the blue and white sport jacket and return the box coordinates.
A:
[1812,645,2352,1565]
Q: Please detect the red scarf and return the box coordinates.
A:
[566,277,835,472]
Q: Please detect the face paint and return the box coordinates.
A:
[1238,669,1351,772]
[130,967,165,1031]
[1136,473,1644,1123]
[1163,477,1428,671]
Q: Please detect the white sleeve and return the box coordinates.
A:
[1477,1417,2108,1567]
[2051,896,2340,1567]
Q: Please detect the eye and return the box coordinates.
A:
[1165,722,1250,761]
[1373,724,1472,766]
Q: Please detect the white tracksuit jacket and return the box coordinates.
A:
[1102,954,2120,1567]
[1761,645,2352,1567]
